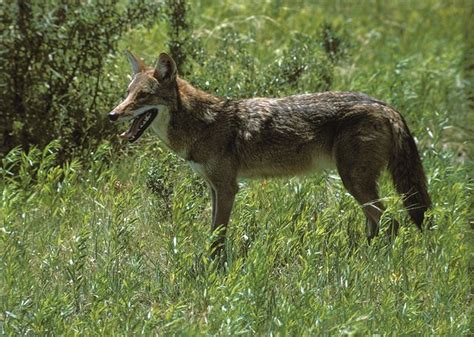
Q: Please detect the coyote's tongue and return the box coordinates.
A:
[119,110,158,143]
[120,115,144,140]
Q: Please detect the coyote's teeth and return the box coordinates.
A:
[139,112,151,129]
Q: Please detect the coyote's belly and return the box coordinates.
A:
[237,144,334,179]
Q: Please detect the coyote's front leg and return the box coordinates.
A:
[209,186,217,224]
[207,165,238,264]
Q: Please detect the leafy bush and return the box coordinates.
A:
[165,0,193,75]
[0,1,160,159]
[187,26,350,99]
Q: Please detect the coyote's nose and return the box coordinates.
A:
[108,111,119,122]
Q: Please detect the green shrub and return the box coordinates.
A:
[188,29,349,99]
[0,1,160,159]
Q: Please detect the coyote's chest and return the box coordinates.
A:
[150,105,171,146]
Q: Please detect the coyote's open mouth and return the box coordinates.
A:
[119,109,158,143]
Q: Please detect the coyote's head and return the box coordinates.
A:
[108,51,177,143]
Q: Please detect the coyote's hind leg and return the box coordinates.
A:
[334,119,399,242]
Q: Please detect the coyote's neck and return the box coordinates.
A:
[164,78,225,159]
[176,77,222,123]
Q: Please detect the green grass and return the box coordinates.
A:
[1,1,472,335]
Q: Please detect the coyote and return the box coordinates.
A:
[109,51,431,259]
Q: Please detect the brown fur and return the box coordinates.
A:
[109,52,432,260]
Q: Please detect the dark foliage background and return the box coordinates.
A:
[0,1,160,159]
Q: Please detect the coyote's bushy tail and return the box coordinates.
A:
[388,116,431,229]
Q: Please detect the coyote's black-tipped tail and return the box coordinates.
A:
[388,117,431,229]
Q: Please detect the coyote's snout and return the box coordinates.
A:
[109,51,431,261]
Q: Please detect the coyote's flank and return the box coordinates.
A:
[108,51,431,261]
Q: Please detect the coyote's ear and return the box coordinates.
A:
[125,50,145,75]
[154,53,177,82]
